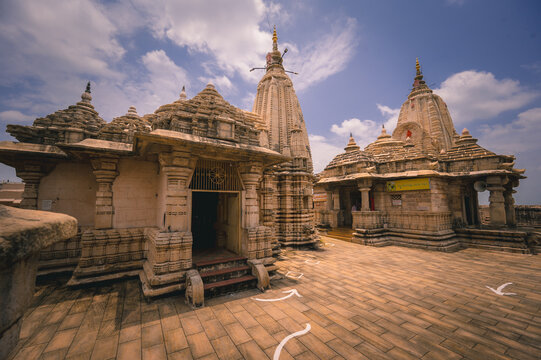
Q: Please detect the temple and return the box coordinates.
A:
[0,29,317,302]
[252,26,318,248]
[314,59,533,253]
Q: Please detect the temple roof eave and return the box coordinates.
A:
[316,168,525,185]
[135,129,290,166]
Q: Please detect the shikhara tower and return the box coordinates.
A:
[253,27,318,247]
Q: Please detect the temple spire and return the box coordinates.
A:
[272,25,278,51]
[409,57,432,98]
[416,58,421,76]
[85,81,91,93]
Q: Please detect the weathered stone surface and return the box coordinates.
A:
[0,205,77,266]
[0,205,77,360]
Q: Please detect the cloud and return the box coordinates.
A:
[285,18,358,91]
[0,110,34,124]
[330,104,399,147]
[129,0,270,83]
[309,103,399,173]
[434,70,538,125]
[309,134,344,173]
[198,75,235,94]
[478,107,541,154]
[477,108,541,204]
[0,0,124,83]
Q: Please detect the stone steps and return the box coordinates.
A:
[194,255,256,297]
[327,227,355,242]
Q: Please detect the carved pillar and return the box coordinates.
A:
[240,163,263,229]
[357,179,373,211]
[504,187,516,227]
[16,162,46,210]
[487,176,506,226]
[332,189,340,210]
[159,151,195,232]
[240,163,264,259]
[91,157,118,229]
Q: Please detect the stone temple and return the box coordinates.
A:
[314,59,536,253]
[0,29,317,302]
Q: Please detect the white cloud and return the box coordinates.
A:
[130,0,271,83]
[329,104,399,147]
[478,107,541,154]
[434,70,538,125]
[477,108,541,205]
[285,18,358,91]
[198,75,235,94]
[309,134,343,173]
[0,0,124,83]
[310,103,399,173]
[0,110,34,124]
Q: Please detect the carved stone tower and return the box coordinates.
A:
[393,58,458,153]
[253,27,317,248]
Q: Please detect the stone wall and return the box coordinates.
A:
[480,205,541,228]
[38,162,97,227]
[112,159,159,228]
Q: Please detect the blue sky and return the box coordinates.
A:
[0,0,540,204]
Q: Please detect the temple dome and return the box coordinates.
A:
[98,106,151,143]
[392,59,457,152]
[150,84,261,146]
[6,82,106,145]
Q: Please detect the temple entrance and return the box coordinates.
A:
[191,191,240,255]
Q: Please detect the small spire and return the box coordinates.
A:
[344,133,360,152]
[179,85,187,100]
[272,25,278,51]
[127,106,138,116]
[416,58,421,76]
[81,82,92,103]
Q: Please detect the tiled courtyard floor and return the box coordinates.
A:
[8,237,541,360]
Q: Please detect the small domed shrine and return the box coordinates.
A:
[0,29,319,300]
[314,59,529,253]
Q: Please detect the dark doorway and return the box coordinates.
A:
[192,192,219,251]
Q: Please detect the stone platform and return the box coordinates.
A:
[7,237,541,359]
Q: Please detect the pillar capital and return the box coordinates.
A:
[16,161,55,209]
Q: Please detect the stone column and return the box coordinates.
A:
[487,176,506,226]
[357,179,373,211]
[240,163,263,229]
[16,163,46,210]
[91,157,118,229]
[504,187,516,227]
[240,163,263,259]
[159,151,195,232]
[332,189,340,210]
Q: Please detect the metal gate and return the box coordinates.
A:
[189,159,242,191]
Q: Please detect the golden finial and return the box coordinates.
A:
[416,58,421,76]
[272,25,278,51]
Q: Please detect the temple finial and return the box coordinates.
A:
[85,81,91,93]
[416,58,421,76]
[349,132,353,137]
[272,25,278,51]
[179,85,187,101]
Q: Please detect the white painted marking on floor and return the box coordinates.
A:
[486,282,516,296]
[285,271,303,279]
[253,289,302,302]
[273,323,311,360]
[304,259,320,265]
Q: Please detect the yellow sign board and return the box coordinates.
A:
[386,178,430,192]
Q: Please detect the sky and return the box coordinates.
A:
[0,0,540,204]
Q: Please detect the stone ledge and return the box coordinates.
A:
[0,205,77,267]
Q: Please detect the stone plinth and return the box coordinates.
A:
[0,205,77,359]
[352,210,383,230]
